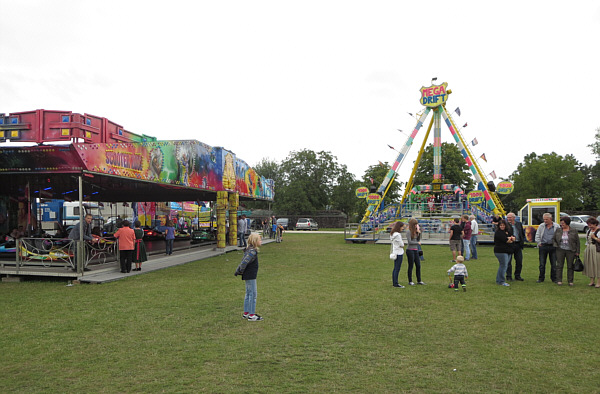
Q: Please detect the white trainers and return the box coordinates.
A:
[247,314,264,321]
[501,283,510,287]
[417,281,426,285]
[409,282,415,286]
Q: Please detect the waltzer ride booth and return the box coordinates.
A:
[0,109,274,278]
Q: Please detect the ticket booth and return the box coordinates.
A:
[518,198,562,242]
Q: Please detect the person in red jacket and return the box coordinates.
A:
[114,220,136,273]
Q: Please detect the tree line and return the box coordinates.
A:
[247,128,600,220]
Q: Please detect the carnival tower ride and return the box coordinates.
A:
[356,82,505,233]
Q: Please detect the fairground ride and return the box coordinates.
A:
[352,81,505,240]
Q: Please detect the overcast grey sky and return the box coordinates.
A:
[1,0,599,190]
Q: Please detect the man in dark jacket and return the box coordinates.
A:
[506,212,526,281]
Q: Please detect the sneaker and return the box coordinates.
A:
[462,285,467,292]
[247,314,263,321]
[242,313,249,319]
[501,283,510,287]
[393,284,405,288]
[409,282,415,286]
[417,281,426,285]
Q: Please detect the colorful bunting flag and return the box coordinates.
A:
[388,145,395,150]
[455,107,461,116]
[463,123,468,128]
[471,138,478,146]
[489,171,497,180]
[408,112,413,117]
[480,153,487,162]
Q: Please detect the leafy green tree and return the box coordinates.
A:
[507,152,584,211]
[412,142,475,192]
[275,149,348,214]
[585,127,600,210]
[588,127,600,157]
[331,167,362,217]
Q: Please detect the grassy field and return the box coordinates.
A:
[1,233,598,392]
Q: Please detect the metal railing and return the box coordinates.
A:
[13,237,118,271]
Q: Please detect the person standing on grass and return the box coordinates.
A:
[535,212,560,283]
[390,221,406,288]
[552,216,580,286]
[461,215,472,261]
[448,255,468,292]
[469,215,479,260]
[406,219,425,286]
[449,217,462,262]
[114,220,135,273]
[164,220,175,256]
[506,212,526,281]
[583,217,600,287]
[235,233,263,321]
[494,219,515,287]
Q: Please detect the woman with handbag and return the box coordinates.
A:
[553,216,580,286]
[390,221,406,288]
[583,217,600,287]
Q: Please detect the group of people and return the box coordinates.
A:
[389,219,426,288]
[493,212,600,287]
[69,214,148,273]
[448,215,478,262]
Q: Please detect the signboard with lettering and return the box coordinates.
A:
[355,187,369,198]
[496,182,514,194]
[468,190,485,205]
[366,193,382,205]
[420,83,449,107]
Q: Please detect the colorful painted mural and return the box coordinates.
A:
[74,141,274,200]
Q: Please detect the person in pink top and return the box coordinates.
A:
[114,220,136,273]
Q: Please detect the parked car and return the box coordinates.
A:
[296,218,318,231]
[276,218,290,230]
[569,215,592,233]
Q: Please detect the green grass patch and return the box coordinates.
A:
[1,234,598,392]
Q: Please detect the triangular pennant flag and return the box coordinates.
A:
[408,112,413,117]
[388,145,395,150]
[455,107,461,116]
[378,161,384,166]
[462,123,468,128]
[471,138,478,146]
[480,153,487,162]
[489,171,497,180]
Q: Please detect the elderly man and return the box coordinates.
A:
[534,212,560,283]
[506,212,526,281]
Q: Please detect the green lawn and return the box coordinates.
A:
[1,234,598,392]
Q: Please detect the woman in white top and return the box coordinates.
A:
[390,221,406,288]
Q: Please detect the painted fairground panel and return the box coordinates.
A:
[0,145,85,173]
[235,157,275,200]
[75,140,222,190]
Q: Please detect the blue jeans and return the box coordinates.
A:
[470,235,478,259]
[165,239,174,255]
[238,232,247,247]
[495,252,510,284]
[462,239,471,260]
[392,254,404,286]
[406,249,421,283]
[244,279,257,314]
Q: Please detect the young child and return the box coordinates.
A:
[448,255,468,292]
[234,233,263,321]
